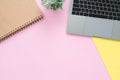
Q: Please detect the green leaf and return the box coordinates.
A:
[41,0,64,10]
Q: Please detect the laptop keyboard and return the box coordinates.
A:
[72,0,120,21]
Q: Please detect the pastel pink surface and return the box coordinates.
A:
[0,0,111,80]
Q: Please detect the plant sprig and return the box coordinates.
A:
[41,0,64,10]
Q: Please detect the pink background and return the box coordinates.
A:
[0,0,111,80]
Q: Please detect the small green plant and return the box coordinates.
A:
[41,0,64,10]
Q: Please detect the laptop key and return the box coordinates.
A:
[72,0,120,21]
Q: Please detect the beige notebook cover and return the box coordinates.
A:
[0,0,43,42]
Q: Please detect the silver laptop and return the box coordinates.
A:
[67,0,120,40]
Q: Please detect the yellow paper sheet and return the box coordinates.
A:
[93,37,120,80]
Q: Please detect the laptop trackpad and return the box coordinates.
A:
[84,17,113,38]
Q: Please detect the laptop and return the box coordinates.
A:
[67,0,120,40]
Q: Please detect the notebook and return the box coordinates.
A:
[0,0,43,42]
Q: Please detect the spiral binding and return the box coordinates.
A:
[0,15,43,43]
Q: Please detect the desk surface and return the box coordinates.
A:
[0,0,110,80]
